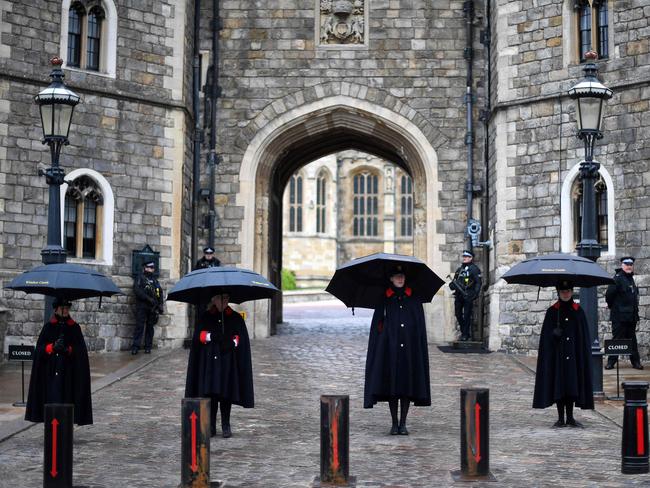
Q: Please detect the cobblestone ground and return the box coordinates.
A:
[1,301,649,487]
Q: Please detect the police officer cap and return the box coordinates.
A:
[462,250,474,258]
[621,256,635,265]
[556,279,574,291]
[387,264,406,277]
[52,298,72,309]
[143,261,156,268]
[203,247,215,254]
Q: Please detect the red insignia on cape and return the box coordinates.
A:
[405,287,412,297]
[385,288,395,298]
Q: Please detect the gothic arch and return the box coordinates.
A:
[560,162,615,257]
[236,93,448,339]
[60,168,115,265]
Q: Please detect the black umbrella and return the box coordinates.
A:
[325,252,445,309]
[501,253,614,288]
[166,266,279,305]
[4,263,123,301]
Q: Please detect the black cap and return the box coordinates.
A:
[203,247,215,254]
[53,298,72,309]
[143,261,155,268]
[556,279,574,291]
[462,250,474,258]
[621,256,635,265]
[387,264,406,277]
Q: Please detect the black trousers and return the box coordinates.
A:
[608,321,640,365]
[132,306,156,349]
[454,296,474,338]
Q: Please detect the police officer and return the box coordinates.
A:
[450,250,482,341]
[195,246,221,270]
[132,261,164,355]
[605,256,642,370]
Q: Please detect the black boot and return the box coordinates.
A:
[553,401,566,428]
[221,401,232,438]
[389,398,399,435]
[605,359,616,370]
[131,346,138,355]
[398,398,410,435]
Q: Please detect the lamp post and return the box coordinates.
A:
[568,50,613,397]
[34,57,80,314]
[34,57,80,265]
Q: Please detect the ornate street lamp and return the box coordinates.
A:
[34,56,80,265]
[568,50,613,397]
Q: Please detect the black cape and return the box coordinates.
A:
[364,286,431,408]
[533,300,594,410]
[25,315,93,426]
[185,306,254,407]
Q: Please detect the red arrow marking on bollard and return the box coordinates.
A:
[474,403,481,463]
[190,411,198,472]
[331,405,340,473]
[50,418,59,478]
[637,407,644,455]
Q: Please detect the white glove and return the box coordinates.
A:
[205,332,211,342]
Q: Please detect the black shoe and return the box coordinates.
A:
[390,424,399,435]
[553,419,566,428]
[398,424,409,435]
[604,362,615,370]
[144,348,151,354]
[131,347,138,355]
[632,363,644,370]
[210,426,217,437]
[566,418,584,428]
[460,335,469,342]
[222,424,232,438]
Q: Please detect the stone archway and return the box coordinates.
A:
[235,86,451,342]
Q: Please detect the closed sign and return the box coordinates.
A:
[8,345,35,361]
[604,339,633,356]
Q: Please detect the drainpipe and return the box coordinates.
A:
[207,0,221,248]
[477,0,492,343]
[463,0,475,251]
[191,0,203,266]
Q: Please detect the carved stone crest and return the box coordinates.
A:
[319,0,365,45]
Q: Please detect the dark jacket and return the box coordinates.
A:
[185,306,254,408]
[533,300,594,410]
[605,269,639,323]
[25,315,93,426]
[195,256,221,270]
[364,286,431,408]
[134,272,163,311]
[450,262,482,301]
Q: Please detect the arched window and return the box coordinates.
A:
[86,7,103,71]
[571,175,608,252]
[576,0,609,61]
[561,163,615,256]
[61,0,116,77]
[60,169,115,265]
[316,171,327,233]
[398,174,413,237]
[289,174,303,233]
[353,172,378,237]
[64,175,104,259]
[67,3,84,67]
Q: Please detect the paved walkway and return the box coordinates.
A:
[0,301,649,487]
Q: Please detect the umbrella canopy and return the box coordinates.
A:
[166,266,279,305]
[501,253,614,288]
[325,252,445,309]
[5,263,122,300]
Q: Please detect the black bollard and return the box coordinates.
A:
[314,395,355,487]
[181,398,211,487]
[451,388,496,482]
[44,404,74,488]
[622,381,649,474]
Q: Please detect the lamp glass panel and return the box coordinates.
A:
[53,105,73,138]
[40,104,53,137]
[577,97,602,131]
